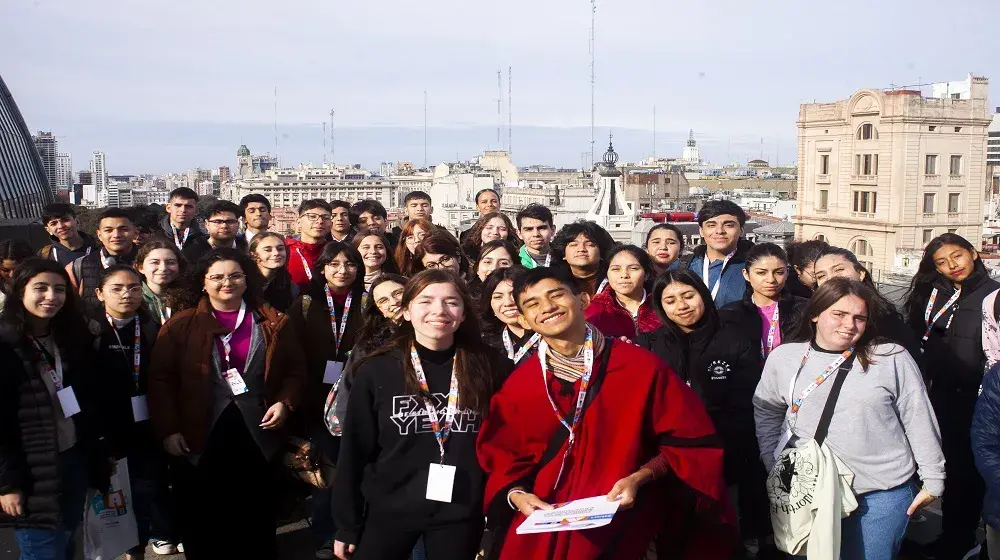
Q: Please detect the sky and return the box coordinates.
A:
[3,0,998,174]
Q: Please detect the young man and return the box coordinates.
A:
[330,200,354,243]
[67,208,138,316]
[676,200,753,308]
[239,194,272,245]
[183,201,248,262]
[352,199,395,247]
[460,188,503,243]
[477,267,732,560]
[161,187,206,251]
[38,203,98,265]
[550,220,615,297]
[516,203,555,269]
[390,191,434,239]
[286,199,332,290]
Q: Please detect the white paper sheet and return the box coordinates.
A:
[516,495,621,534]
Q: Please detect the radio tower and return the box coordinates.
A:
[589,0,596,171]
[508,66,512,156]
[330,109,336,165]
[322,122,327,165]
[497,68,503,147]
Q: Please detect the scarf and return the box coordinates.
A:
[364,270,382,291]
[544,324,606,383]
[983,288,1000,371]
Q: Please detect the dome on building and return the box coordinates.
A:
[0,73,53,221]
[237,144,251,157]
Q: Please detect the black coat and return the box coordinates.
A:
[909,262,1000,392]
[182,236,249,263]
[718,289,807,359]
[636,322,761,483]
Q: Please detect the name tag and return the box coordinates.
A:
[57,386,81,418]
[131,395,150,423]
[224,368,249,395]
[323,361,344,385]
[426,463,456,503]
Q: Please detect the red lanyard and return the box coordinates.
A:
[171,226,190,251]
[324,286,352,354]
[296,248,313,281]
[762,304,780,360]
[410,343,460,462]
[502,329,540,364]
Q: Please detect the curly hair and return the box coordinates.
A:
[172,248,264,311]
[549,220,616,287]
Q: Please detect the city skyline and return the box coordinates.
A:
[4,0,998,173]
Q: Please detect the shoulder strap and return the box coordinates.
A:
[813,358,853,445]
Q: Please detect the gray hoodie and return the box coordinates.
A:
[753,341,945,497]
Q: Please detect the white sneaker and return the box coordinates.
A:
[316,538,335,560]
[176,543,184,553]
[150,540,177,555]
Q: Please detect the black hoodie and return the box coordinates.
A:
[718,288,807,359]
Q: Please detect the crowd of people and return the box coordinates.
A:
[0,186,998,560]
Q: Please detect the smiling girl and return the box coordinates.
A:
[137,240,185,325]
[250,232,298,312]
[585,244,661,340]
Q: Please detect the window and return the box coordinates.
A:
[923,193,936,213]
[948,193,960,213]
[926,154,938,175]
[815,234,827,242]
[950,155,962,175]
[850,239,874,270]
[852,190,877,213]
[856,123,878,140]
[955,126,963,132]
[929,125,937,132]
[820,154,830,175]
[923,229,934,244]
[818,189,829,210]
[855,154,878,175]
[948,228,958,234]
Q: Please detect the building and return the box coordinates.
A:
[56,153,72,190]
[222,163,398,211]
[930,74,978,100]
[0,73,54,222]
[500,184,594,229]
[796,77,992,275]
[681,129,701,164]
[91,152,107,194]
[752,220,795,249]
[619,168,690,213]
[32,131,58,193]
[219,166,231,185]
[586,138,635,243]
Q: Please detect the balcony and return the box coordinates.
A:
[923,213,935,220]
[850,174,878,185]
[948,174,964,184]
[851,211,876,219]
[924,174,941,186]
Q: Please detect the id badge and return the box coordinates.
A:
[323,361,344,385]
[426,463,456,503]
[224,368,249,395]
[131,395,150,422]
[56,386,81,418]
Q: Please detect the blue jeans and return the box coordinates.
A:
[14,446,89,560]
[311,428,339,543]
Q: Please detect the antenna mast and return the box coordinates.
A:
[323,121,327,165]
[423,91,428,167]
[497,68,503,147]
[508,66,512,156]
[273,86,278,161]
[330,110,336,165]
[653,105,656,159]
[589,0,596,171]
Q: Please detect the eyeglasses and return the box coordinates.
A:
[207,273,247,285]
[301,213,333,222]
[105,285,142,296]
[424,255,455,269]
[325,262,359,272]
[207,219,239,226]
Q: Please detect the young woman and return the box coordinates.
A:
[550,220,616,298]
[467,240,518,301]
[784,239,829,298]
[718,243,806,362]
[394,218,436,277]
[0,239,34,312]
[148,248,306,559]
[585,244,661,340]
[414,233,469,278]
[902,233,1000,559]
[94,265,172,560]
[0,258,110,559]
[287,240,367,558]
[353,231,399,292]
[755,278,943,560]
[480,267,540,367]
[635,269,767,556]
[644,223,684,275]
[136,240,185,326]
[248,232,298,312]
[332,269,513,560]
[461,211,521,262]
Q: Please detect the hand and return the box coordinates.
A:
[510,491,553,518]
[260,402,287,429]
[606,468,654,510]
[334,540,355,560]
[617,336,637,346]
[163,433,190,456]
[0,492,23,517]
[907,489,936,516]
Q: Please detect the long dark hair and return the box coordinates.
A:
[479,267,528,340]
[0,258,92,358]
[173,248,264,311]
[363,269,497,416]
[97,264,149,320]
[550,220,616,286]
[644,223,685,252]
[312,241,366,298]
[393,217,436,276]
[472,240,519,279]
[249,232,296,312]
[461,212,522,253]
[354,273,408,354]
[651,269,719,338]
[605,244,656,295]
[352,231,401,275]
[791,277,881,370]
[414,232,469,277]
[903,233,980,325]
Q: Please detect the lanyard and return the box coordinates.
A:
[537,326,595,489]
[596,278,609,294]
[107,315,141,391]
[296,248,313,281]
[502,329,541,364]
[156,303,172,325]
[31,337,64,390]
[788,346,854,419]
[324,286,353,354]
[410,343,460,462]
[923,287,961,344]
[213,300,247,371]
[171,225,190,251]
[544,253,551,267]
[762,304,780,360]
[702,251,736,300]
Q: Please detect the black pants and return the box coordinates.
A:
[353,518,484,560]
[174,404,277,560]
[932,388,984,553]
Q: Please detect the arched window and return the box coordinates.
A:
[814,234,827,242]
[850,238,874,270]
[856,123,878,140]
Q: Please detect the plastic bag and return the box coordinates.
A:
[83,458,140,560]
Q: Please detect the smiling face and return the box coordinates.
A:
[812,294,867,351]
[372,280,405,322]
[97,217,137,254]
[22,272,67,320]
[659,281,706,332]
[203,260,247,307]
[357,235,387,272]
[421,253,461,275]
[138,248,180,289]
[476,246,514,281]
[813,254,865,286]
[490,279,520,327]
[742,256,788,300]
[564,233,600,271]
[252,236,288,270]
[403,281,465,348]
[933,243,978,285]
[646,228,681,269]
[477,191,500,216]
[607,251,646,299]
[45,215,79,242]
[517,277,589,338]
[481,217,509,244]
[699,214,742,255]
[96,270,143,319]
[405,225,429,254]
[323,251,359,292]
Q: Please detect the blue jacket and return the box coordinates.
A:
[972,363,1000,529]
[677,239,753,309]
